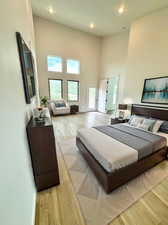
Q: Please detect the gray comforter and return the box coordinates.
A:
[94,124,167,160]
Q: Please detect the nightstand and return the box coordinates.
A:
[111,118,128,125]
[70,105,79,114]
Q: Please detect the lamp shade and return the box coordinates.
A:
[118,104,127,110]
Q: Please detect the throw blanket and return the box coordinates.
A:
[94,124,167,160]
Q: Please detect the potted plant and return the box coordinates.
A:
[40,96,49,107]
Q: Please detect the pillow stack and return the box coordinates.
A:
[128,115,164,133]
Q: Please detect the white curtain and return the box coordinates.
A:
[106,76,119,115]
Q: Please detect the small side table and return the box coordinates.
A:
[111,118,128,125]
[70,105,79,114]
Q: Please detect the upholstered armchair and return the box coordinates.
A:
[49,99,70,116]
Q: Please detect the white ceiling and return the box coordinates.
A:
[32,0,168,36]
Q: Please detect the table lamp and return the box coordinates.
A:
[118,104,127,120]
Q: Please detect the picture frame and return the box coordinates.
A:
[16,32,36,104]
[141,76,168,105]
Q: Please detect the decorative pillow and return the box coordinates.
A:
[129,115,144,127]
[128,115,135,124]
[159,121,168,134]
[55,102,66,108]
[138,118,156,131]
[152,120,164,133]
[128,115,145,123]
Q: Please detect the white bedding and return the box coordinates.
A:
[77,126,168,173]
[77,127,138,173]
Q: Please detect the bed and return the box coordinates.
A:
[76,104,168,193]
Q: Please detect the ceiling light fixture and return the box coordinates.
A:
[118,5,125,15]
[48,7,54,14]
[90,23,95,29]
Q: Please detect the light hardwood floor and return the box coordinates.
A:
[35,112,168,225]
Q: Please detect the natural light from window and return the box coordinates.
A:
[67,59,80,74]
[89,88,96,109]
[47,56,62,72]
[68,80,79,101]
[49,79,62,100]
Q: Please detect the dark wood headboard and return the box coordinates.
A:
[131,104,168,121]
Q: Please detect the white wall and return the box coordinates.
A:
[100,31,129,103]
[123,7,168,105]
[101,7,168,107]
[0,1,38,225]
[34,16,101,112]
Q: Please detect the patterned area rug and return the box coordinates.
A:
[58,138,168,225]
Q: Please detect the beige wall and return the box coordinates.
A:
[34,7,168,113]
[100,31,129,103]
[34,16,101,112]
[101,7,168,107]
[0,0,38,225]
[123,7,168,105]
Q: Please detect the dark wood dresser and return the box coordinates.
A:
[27,117,60,191]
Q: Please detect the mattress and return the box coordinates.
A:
[77,125,167,173]
[157,132,168,146]
[77,127,138,172]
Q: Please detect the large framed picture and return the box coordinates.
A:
[16,32,36,104]
[141,76,168,104]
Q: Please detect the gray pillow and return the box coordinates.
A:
[159,121,168,133]
[138,118,156,131]
[55,102,66,108]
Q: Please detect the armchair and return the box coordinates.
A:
[49,99,70,116]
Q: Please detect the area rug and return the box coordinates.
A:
[58,138,168,225]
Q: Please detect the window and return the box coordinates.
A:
[49,79,63,100]
[67,59,80,74]
[47,56,62,72]
[67,80,79,101]
[89,88,96,109]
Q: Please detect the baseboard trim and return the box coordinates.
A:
[32,192,37,225]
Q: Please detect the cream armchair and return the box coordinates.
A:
[49,99,70,116]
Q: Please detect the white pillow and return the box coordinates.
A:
[152,120,164,133]
[129,115,144,127]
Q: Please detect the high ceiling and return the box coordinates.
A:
[32,0,168,36]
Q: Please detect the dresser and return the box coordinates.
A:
[27,117,60,191]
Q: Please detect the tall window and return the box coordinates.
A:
[49,79,63,100]
[67,80,79,101]
[47,56,62,72]
[67,59,80,74]
[89,88,96,109]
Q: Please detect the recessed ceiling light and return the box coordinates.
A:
[118,6,125,15]
[48,7,54,14]
[90,23,95,29]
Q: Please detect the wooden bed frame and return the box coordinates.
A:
[76,104,168,194]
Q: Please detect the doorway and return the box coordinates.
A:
[88,88,96,110]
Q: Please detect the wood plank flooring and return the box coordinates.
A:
[35,112,168,225]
